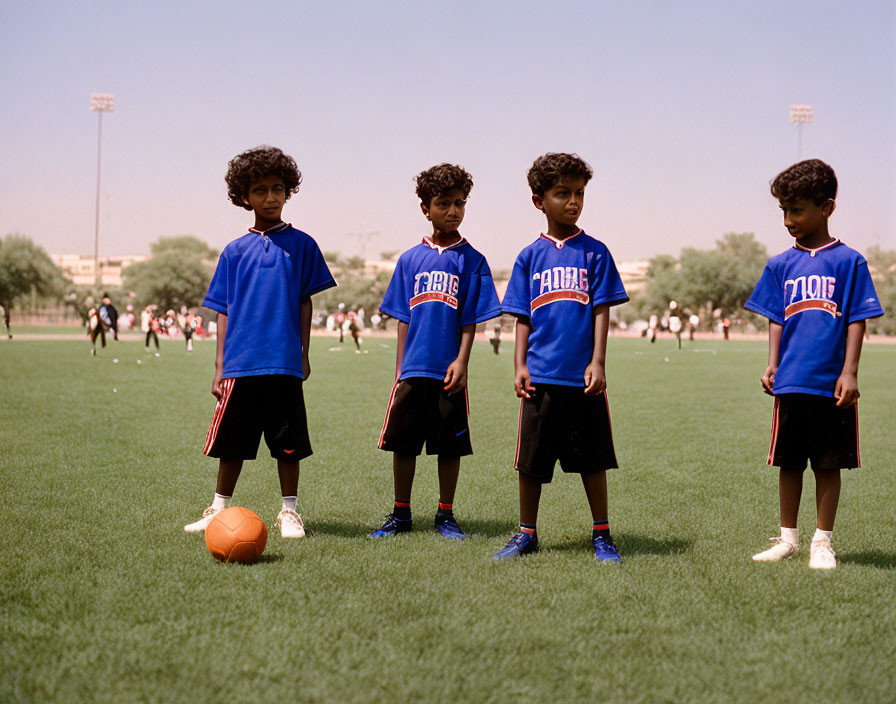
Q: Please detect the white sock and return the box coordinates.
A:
[781,527,799,545]
[813,528,833,543]
[212,493,231,510]
[282,496,297,512]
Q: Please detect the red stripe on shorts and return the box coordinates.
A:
[513,398,524,470]
[766,397,780,465]
[203,378,235,455]
[377,380,400,449]
[855,403,861,468]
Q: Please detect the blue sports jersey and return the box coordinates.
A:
[502,231,629,386]
[203,223,336,379]
[745,240,883,397]
[380,236,502,381]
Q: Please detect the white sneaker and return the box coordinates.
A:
[277,508,306,539]
[184,506,222,533]
[809,539,837,570]
[752,537,799,562]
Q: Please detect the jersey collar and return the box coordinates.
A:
[793,238,840,258]
[422,235,467,255]
[539,229,583,250]
[249,222,291,235]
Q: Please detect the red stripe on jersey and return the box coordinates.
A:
[531,289,589,311]
[784,299,839,320]
[409,291,458,310]
[378,380,400,449]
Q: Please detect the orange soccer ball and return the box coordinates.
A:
[205,506,267,564]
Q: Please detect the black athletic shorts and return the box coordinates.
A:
[203,375,312,462]
[768,393,860,470]
[515,384,618,483]
[378,377,472,457]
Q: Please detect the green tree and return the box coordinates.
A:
[643,233,768,324]
[865,245,896,335]
[0,233,66,311]
[122,235,218,311]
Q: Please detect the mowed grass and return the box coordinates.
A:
[1,334,894,704]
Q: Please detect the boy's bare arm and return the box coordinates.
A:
[514,317,534,399]
[300,298,312,381]
[584,304,610,395]
[212,312,228,398]
[395,321,409,380]
[444,323,475,392]
[834,320,865,407]
[761,322,783,395]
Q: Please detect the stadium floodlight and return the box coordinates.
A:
[89,93,115,288]
[788,104,814,160]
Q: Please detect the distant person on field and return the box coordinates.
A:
[495,153,629,562]
[184,145,336,540]
[688,314,699,340]
[87,305,107,355]
[489,324,501,354]
[371,163,501,541]
[143,307,161,354]
[347,310,363,353]
[722,316,731,340]
[648,313,657,343]
[334,303,346,343]
[179,310,194,352]
[100,295,119,341]
[745,159,883,570]
[1,304,10,339]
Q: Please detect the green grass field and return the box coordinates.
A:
[1,335,894,703]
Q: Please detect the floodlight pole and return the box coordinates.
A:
[89,93,114,290]
[788,104,814,161]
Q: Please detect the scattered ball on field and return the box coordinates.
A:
[136,359,142,364]
[112,388,117,392]
[664,357,669,362]
[113,358,119,363]
[205,506,267,564]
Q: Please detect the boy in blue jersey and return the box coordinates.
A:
[745,160,883,570]
[371,164,502,540]
[494,153,629,562]
[184,146,336,539]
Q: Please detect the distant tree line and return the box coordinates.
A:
[1,232,894,335]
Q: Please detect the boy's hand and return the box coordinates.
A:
[515,366,535,399]
[760,365,777,396]
[302,354,311,382]
[584,362,606,396]
[444,359,468,393]
[211,372,225,399]
[834,372,860,407]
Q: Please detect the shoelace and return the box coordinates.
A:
[280,510,302,526]
[201,506,219,518]
[812,540,835,558]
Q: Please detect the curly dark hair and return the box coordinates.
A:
[415,164,473,205]
[527,153,593,196]
[770,159,837,204]
[226,146,302,210]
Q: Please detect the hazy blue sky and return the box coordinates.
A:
[1,1,893,268]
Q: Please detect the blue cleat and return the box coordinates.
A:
[368,514,412,538]
[593,535,623,563]
[492,532,539,559]
[434,513,466,540]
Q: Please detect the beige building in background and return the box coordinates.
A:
[51,254,147,287]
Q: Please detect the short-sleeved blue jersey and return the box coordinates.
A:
[745,240,884,397]
[380,236,502,381]
[502,231,629,386]
[203,223,336,379]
